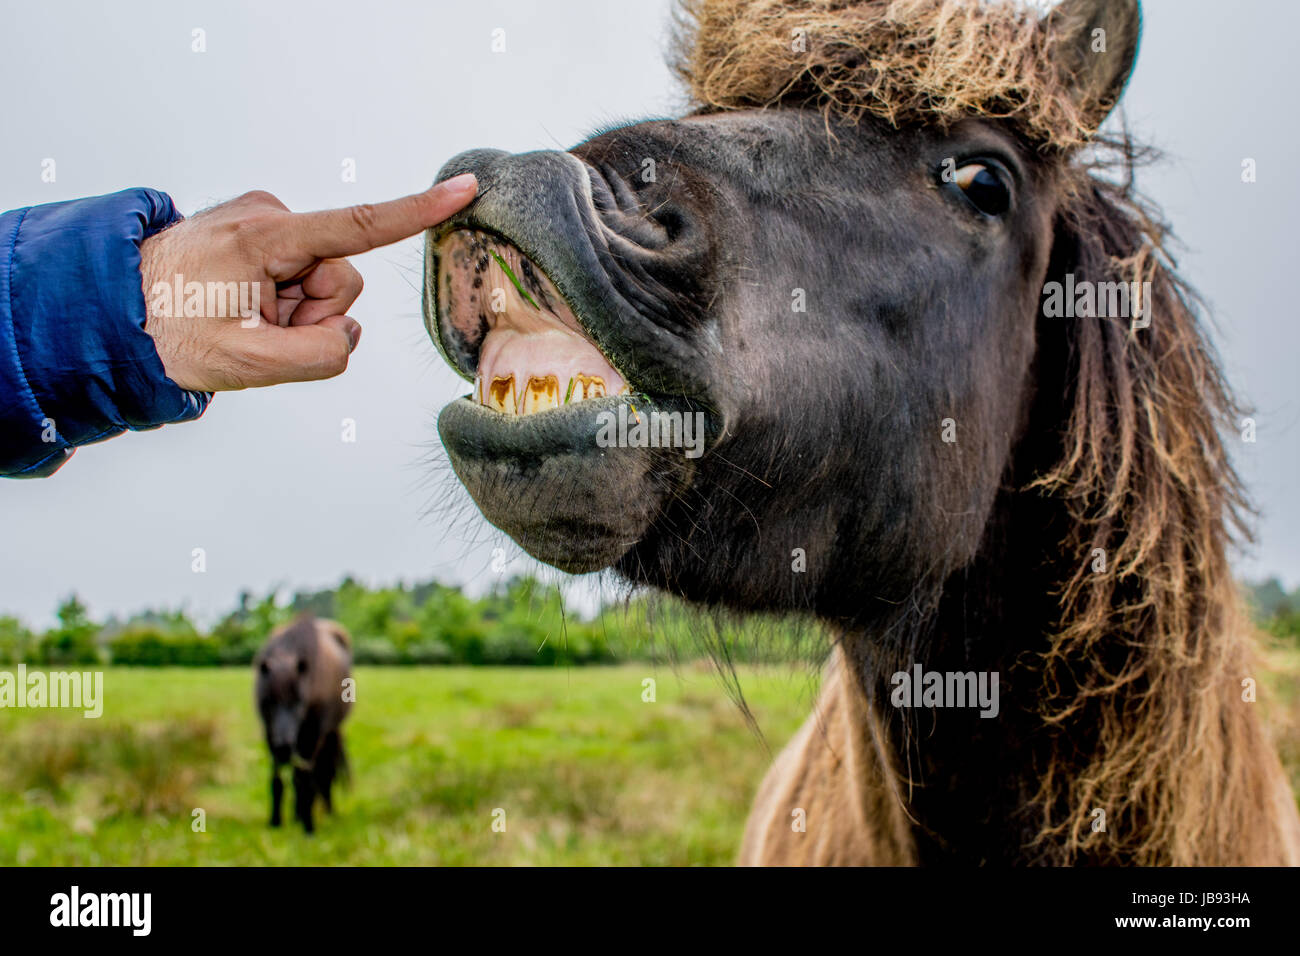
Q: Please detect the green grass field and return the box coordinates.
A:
[4,645,1298,866]
[0,664,821,866]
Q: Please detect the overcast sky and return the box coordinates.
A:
[1,0,1296,628]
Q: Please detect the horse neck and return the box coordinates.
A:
[846,485,1298,865]
[854,489,1061,863]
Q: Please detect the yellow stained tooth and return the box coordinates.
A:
[488,375,516,414]
[578,374,606,398]
[522,375,560,415]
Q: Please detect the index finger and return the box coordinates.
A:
[284,173,478,260]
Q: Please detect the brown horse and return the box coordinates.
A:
[423,0,1300,864]
[254,616,352,834]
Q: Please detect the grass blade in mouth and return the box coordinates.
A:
[489,249,541,310]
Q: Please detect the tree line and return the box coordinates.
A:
[0,575,827,667]
[4,576,1295,668]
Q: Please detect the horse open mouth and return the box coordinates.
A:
[421,151,712,574]
[432,228,635,415]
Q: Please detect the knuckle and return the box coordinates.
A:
[318,339,350,379]
[227,211,265,241]
[237,190,286,210]
[348,203,380,236]
[228,212,283,257]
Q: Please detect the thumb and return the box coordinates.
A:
[236,315,362,387]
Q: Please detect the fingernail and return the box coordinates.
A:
[346,321,362,353]
[440,173,477,196]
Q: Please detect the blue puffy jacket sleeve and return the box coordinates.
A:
[0,188,211,478]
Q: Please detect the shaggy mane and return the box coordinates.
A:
[673,0,1101,151]
[1028,152,1265,864]
[674,0,1294,864]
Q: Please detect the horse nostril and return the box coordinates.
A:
[651,206,687,243]
[584,160,695,249]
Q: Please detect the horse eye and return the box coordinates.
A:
[953,162,1011,216]
[296,659,308,675]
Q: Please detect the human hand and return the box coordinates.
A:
[140,174,477,391]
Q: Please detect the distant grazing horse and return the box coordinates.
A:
[421,0,1300,864]
[254,616,352,833]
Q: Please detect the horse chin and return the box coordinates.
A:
[437,397,677,573]
[429,233,702,573]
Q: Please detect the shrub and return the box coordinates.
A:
[34,630,101,666]
[351,637,401,666]
[401,640,454,665]
[482,628,544,665]
[0,615,33,665]
[217,641,259,666]
[108,629,221,666]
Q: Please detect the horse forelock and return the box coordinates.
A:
[671,0,1099,152]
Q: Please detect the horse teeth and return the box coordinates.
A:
[476,370,631,415]
[487,375,516,414]
[522,375,560,414]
